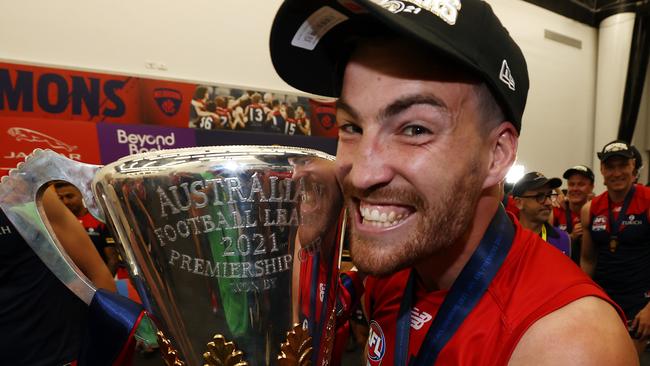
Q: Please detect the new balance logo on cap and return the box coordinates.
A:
[500,59,516,91]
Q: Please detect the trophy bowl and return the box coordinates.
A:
[0,146,345,366]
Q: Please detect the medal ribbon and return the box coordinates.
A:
[607,185,636,243]
[394,205,515,366]
[564,201,574,234]
[541,224,547,241]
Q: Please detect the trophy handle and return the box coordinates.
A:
[0,149,104,304]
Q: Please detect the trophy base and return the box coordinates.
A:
[157,323,313,366]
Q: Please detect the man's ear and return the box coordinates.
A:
[482,122,518,189]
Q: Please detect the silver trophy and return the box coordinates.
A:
[0,146,345,366]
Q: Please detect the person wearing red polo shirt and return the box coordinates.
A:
[582,140,650,355]
[554,165,595,264]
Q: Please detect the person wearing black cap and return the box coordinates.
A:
[512,172,570,257]
[582,140,650,355]
[270,1,635,364]
[553,165,595,264]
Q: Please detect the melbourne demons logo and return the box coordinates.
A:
[153,88,182,116]
[7,127,77,151]
[367,320,386,365]
[313,105,336,130]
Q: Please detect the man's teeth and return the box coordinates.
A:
[360,207,406,227]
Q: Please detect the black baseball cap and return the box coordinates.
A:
[512,172,561,197]
[269,0,529,132]
[562,165,594,183]
[630,145,643,170]
[597,140,635,162]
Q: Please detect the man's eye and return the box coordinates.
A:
[339,123,362,134]
[402,125,431,136]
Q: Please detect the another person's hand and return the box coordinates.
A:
[552,189,567,208]
[632,304,650,340]
[570,223,583,242]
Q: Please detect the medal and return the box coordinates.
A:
[607,186,636,255]
[609,237,618,253]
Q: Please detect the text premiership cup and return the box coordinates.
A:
[0,146,345,366]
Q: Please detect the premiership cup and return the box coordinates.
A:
[0,146,345,366]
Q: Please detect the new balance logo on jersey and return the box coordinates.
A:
[499,60,516,91]
[319,283,326,302]
[411,307,433,330]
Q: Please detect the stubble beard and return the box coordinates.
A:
[345,157,484,277]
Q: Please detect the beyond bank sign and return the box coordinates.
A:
[97,123,195,164]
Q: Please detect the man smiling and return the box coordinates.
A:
[555,165,595,263]
[582,140,650,356]
[270,0,636,364]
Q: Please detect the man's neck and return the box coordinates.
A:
[568,201,584,214]
[608,184,634,203]
[413,189,501,292]
[519,216,543,234]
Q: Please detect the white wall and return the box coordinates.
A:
[0,0,292,94]
[489,0,599,187]
[0,0,620,187]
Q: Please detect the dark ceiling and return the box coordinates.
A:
[523,0,648,26]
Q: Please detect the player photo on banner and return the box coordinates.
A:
[0,117,101,176]
[188,86,336,138]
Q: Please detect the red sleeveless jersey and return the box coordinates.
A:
[363,215,622,365]
[588,184,650,317]
[553,204,580,232]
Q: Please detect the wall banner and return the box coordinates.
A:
[0,62,338,138]
[1,117,101,175]
[96,122,196,164]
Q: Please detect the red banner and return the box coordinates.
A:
[1,117,101,176]
[0,63,194,127]
[0,63,338,136]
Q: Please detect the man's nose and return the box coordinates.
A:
[339,135,395,191]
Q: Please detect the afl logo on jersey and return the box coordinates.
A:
[593,215,607,231]
[367,320,386,364]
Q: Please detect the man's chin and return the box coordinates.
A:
[349,243,417,277]
[352,255,413,277]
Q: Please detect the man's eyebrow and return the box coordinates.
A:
[378,94,448,121]
[335,94,448,122]
[335,99,359,121]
